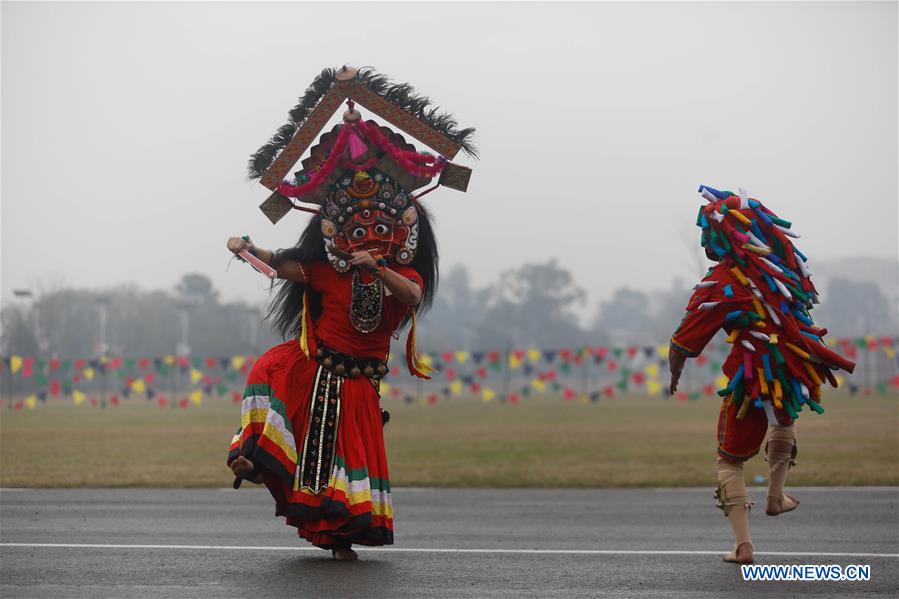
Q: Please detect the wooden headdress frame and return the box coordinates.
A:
[257,66,473,224]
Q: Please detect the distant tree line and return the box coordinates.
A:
[2,262,895,358]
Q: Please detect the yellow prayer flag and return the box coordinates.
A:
[230,356,246,370]
[657,345,669,359]
[190,389,203,406]
[10,356,23,373]
[481,388,496,402]
[164,355,176,366]
[454,351,470,364]
[450,380,463,395]
[883,346,896,359]
[131,379,147,394]
[647,380,662,396]
[579,394,589,404]
[83,367,95,381]
[644,363,660,379]
[190,368,204,384]
[531,379,545,392]
[25,395,37,410]
[509,354,522,369]
[73,390,87,406]
[527,349,541,363]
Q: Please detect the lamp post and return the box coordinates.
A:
[9,290,36,409]
[96,297,111,405]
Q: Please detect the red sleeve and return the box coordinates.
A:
[302,262,330,292]
[670,266,745,357]
[671,306,726,357]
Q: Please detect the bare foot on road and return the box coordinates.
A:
[230,456,255,478]
[332,547,359,561]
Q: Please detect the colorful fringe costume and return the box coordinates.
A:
[227,65,474,550]
[671,185,855,461]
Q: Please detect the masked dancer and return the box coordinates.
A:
[226,66,475,560]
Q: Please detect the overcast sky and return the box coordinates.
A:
[2,1,896,315]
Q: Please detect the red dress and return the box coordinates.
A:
[227,262,423,548]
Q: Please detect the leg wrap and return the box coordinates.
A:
[766,424,797,501]
[715,458,751,516]
[716,458,752,547]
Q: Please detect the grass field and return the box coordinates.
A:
[1,392,896,488]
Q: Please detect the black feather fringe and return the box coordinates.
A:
[247,68,337,180]
[247,66,477,180]
[357,67,478,159]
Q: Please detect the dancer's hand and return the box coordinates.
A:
[350,251,378,272]
[668,346,686,394]
[227,236,253,255]
[669,370,681,395]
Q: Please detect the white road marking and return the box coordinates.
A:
[1,542,896,558]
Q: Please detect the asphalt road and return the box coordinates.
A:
[1,487,897,598]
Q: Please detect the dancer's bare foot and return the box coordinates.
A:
[723,541,754,564]
[766,493,799,516]
[332,547,358,561]
[230,456,255,478]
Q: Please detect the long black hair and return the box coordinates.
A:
[266,204,439,339]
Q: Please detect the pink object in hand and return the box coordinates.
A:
[239,250,277,279]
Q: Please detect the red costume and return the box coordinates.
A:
[227,65,475,551]
[229,264,422,547]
